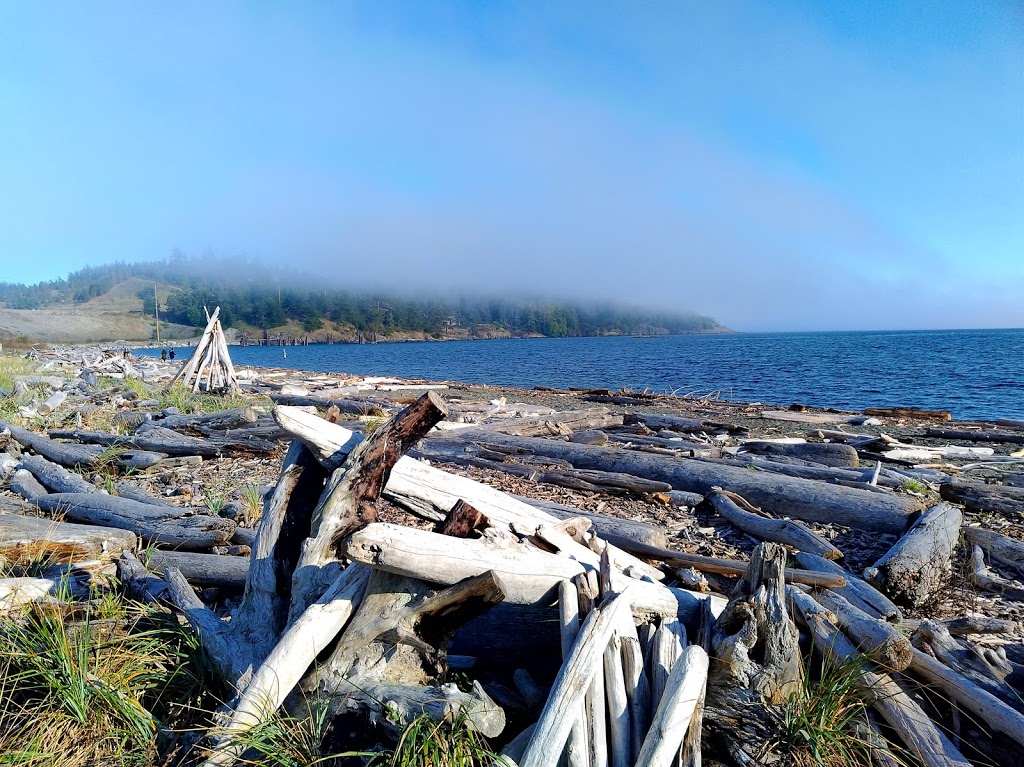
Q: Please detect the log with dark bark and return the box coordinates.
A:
[864,502,962,607]
[705,542,803,766]
[287,390,449,620]
[865,407,952,421]
[926,427,1024,444]
[31,493,236,550]
[438,499,490,537]
[707,488,843,559]
[740,440,860,467]
[429,430,923,533]
[941,481,1024,517]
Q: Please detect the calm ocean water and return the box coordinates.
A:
[142,329,1024,421]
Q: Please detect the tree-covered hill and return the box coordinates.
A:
[0,255,728,339]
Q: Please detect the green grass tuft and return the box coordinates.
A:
[369,710,499,767]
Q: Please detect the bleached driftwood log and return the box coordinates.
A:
[705,543,803,766]
[908,646,1024,749]
[812,589,913,672]
[634,645,708,767]
[963,526,1024,579]
[864,502,962,607]
[941,480,1024,516]
[790,589,972,767]
[519,593,632,767]
[707,488,842,559]
[794,551,901,622]
[970,545,1024,601]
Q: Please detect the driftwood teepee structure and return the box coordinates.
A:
[164,306,239,395]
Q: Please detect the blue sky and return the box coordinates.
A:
[1,1,1021,331]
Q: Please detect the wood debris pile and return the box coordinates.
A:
[2,355,1024,765]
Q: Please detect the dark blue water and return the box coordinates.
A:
[142,329,1024,421]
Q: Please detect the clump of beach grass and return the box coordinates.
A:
[369,710,499,767]
[0,590,214,767]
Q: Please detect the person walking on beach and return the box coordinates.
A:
[161,349,167,361]
[169,348,175,360]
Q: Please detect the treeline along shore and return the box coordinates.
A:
[0,256,727,342]
[1,335,1023,766]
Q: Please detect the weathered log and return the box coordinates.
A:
[18,453,99,494]
[114,481,176,506]
[650,617,685,713]
[617,615,651,764]
[159,405,260,430]
[201,565,369,767]
[707,488,842,559]
[970,545,1024,601]
[475,408,624,437]
[520,593,632,767]
[812,589,913,672]
[741,440,860,467]
[537,467,672,497]
[38,390,68,416]
[913,620,1024,711]
[624,413,746,435]
[600,533,847,589]
[789,589,972,767]
[310,570,507,738]
[722,453,901,490]
[926,427,1024,444]
[343,522,697,622]
[865,407,952,421]
[603,632,631,767]
[275,404,667,550]
[432,431,922,533]
[635,645,708,767]
[705,542,802,766]
[794,552,902,622]
[288,391,449,621]
[864,502,962,607]
[963,527,1024,579]
[9,468,49,501]
[510,495,667,548]
[230,440,330,670]
[146,550,248,589]
[117,550,170,603]
[558,580,589,767]
[270,393,389,417]
[0,510,136,565]
[941,480,1024,517]
[1,421,104,467]
[32,493,236,550]
[51,425,276,457]
[908,646,1024,749]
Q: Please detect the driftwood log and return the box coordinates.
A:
[864,502,962,607]
[0,508,137,565]
[705,542,803,766]
[429,431,922,533]
[740,440,860,467]
[794,551,902,622]
[707,488,842,559]
[941,481,1024,517]
[30,493,235,550]
[789,589,972,767]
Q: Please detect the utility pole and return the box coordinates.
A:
[154,283,161,343]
